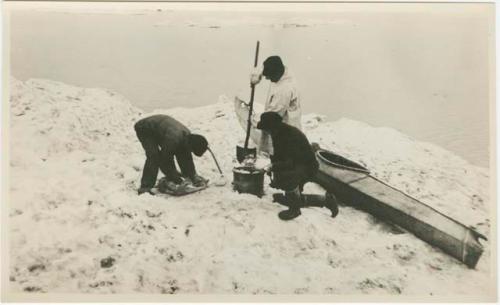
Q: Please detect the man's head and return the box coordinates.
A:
[188,134,208,157]
[262,56,285,83]
[257,112,283,133]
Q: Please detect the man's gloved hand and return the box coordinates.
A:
[192,174,209,187]
[250,67,263,86]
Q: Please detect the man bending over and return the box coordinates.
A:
[134,114,208,195]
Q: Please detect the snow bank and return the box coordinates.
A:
[7,78,492,297]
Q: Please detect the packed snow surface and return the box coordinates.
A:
[8,78,492,296]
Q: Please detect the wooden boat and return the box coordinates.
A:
[313,146,486,269]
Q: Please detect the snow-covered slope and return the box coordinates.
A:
[7,78,493,297]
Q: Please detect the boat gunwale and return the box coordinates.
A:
[316,150,370,174]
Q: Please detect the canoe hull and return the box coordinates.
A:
[314,149,484,269]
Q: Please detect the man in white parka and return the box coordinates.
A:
[250,56,303,156]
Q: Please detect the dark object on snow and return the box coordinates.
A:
[138,187,155,196]
[157,177,208,196]
[134,115,208,191]
[27,264,46,273]
[236,40,259,163]
[278,205,301,220]
[277,187,302,221]
[273,192,339,218]
[100,257,115,268]
[232,166,265,197]
[312,143,486,269]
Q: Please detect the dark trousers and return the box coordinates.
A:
[271,165,314,192]
[135,128,181,189]
[274,192,328,208]
[272,172,332,209]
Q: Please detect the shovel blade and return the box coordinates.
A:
[236,146,257,163]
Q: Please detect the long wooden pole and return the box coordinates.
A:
[244,41,260,150]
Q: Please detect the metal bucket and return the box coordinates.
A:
[232,166,265,197]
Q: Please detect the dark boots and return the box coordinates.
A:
[277,187,302,221]
[273,191,339,218]
[138,187,155,195]
[272,193,289,206]
[324,192,339,218]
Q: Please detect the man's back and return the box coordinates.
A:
[265,67,302,130]
[134,114,190,152]
[271,123,319,173]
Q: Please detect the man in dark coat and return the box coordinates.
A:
[134,114,208,195]
[257,111,338,220]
